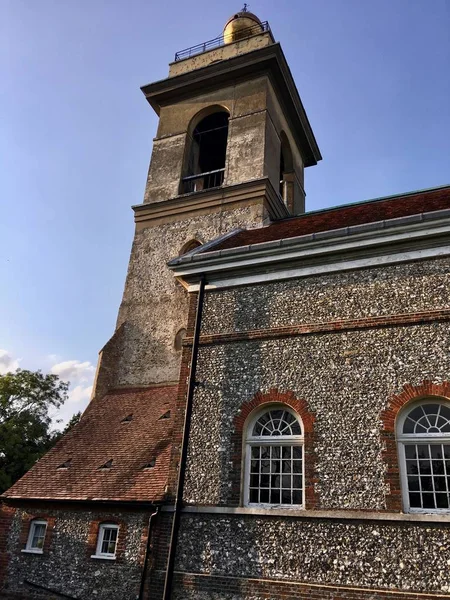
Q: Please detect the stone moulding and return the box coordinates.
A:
[133,177,289,229]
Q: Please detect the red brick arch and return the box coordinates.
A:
[381,380,450,511]
[231,388,318,509]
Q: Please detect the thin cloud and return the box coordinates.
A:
[0,349,20,375]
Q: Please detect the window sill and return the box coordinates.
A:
[173,505,450,523]
[90,554,116,561]
[21,549,43,555]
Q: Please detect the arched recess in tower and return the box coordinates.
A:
[279,131,294,210]
[181,107,230,194]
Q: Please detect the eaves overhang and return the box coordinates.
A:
[141,43,321,167]
[168,209,450,291]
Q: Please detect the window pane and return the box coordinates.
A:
[434,477,447,492]
[431,445,443,460]
[281,490,291,504]
[407,476,419,491]
[270,489,281,504]
[261,460,270,473]
[249,488,259,503]
[436,494,450,509]
[417,445,430,459]
[251,447,260,459]
[101,527,117,555]
[31,524,46,549]
[420,476,433,491]
[406,460,418,475]
[405,445,417,459]
[282,475,291,488]
[260,475,269,488]
[293,490,302,504]
[292,460,302,473]
[260,489,269,503]
[282,447,292,459]
[271,459,280,474]
[418,460,431,474]
[423,494,436,509]
[409,492,421,507]
[293,447,302,459]
[248,443,303,506]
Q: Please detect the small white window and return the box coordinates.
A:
[92,523,119,559]
[398,399,450,513]
[23,520,47,554]
[244,406,304,507]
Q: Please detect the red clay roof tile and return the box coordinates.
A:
[2,385,177,502]
[214,186,450,251]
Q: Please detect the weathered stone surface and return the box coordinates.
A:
[104,205,264,389]
[175,514,450,593]
[5,509,145,600]
[184,322,450,508]
[201,258,450,335]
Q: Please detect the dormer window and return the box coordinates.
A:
[182,109,229,193]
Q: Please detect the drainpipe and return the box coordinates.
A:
[162,275,206,600]
[138,505,160,600]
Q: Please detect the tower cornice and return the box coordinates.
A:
[141,43,322,167]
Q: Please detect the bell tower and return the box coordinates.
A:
[93,10,321,397]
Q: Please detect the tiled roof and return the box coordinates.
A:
[2,385,177,503]
[213,185,450,251]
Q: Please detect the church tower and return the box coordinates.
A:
[93,9,321,396]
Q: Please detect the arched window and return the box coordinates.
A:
[279,131,294,208]
[182,109,229,193]
[179,239,202,256]
[244,406,303,507]
[398,399,450,513]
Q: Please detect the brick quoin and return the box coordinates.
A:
[381,381,450,511]
[231,388,319,509]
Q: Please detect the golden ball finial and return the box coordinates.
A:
[223,6,263,44]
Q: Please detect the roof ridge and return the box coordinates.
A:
[279,183,450,224]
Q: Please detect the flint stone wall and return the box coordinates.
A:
[201,258,450,334]
[4,508,145,600]
[183,259,450,509]
[175,514,450,595]
[96,204,264,394]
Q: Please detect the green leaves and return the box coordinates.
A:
[0,369,70,494]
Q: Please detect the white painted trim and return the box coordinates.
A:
[92,523,120,559]
[186,245,450,291]
[171,505,450,523]
[397,399,450,515]
[25,519,47,553]
[243,406,304,509]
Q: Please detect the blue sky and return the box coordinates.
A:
[1,0,449,423]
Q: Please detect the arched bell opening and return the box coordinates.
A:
[181,108,230,194]
[279,131,294,210]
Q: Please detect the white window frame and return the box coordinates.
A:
[91,523,119,560]
[397,398,450,514]
[243,405,304,509]
[22,519,47,554]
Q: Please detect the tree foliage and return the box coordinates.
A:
[0,369,70,494]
